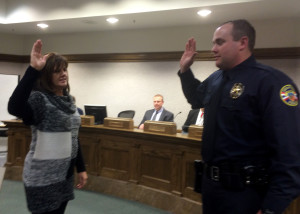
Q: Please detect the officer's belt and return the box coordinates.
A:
[204,161,269,185]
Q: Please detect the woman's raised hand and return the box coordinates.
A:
[30,40,49,71]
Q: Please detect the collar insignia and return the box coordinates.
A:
[280,84,298,106]
[230,83,245,99]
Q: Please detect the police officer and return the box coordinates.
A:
[178,19,300,214]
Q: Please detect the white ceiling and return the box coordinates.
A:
[0,0,299,35]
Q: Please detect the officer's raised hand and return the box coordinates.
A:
[180,38,198,73]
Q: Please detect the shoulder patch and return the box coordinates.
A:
[280,84,298,106]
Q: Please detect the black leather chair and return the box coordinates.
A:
[117,110,135,118]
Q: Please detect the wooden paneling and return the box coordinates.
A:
[79,134,99,175]
[76,124,202,199]
[6,123,31,167]
[140,144,173,192]
[99,136,132,181]
[0,54,29,63]
[183,152,203,202]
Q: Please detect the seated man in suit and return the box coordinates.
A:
[182,108,204,133]
[138,94,174,129]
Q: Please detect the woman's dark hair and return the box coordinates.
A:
[35,53,70,95]
[221,19,256,52]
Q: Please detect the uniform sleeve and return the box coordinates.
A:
[177,69,204,109]
[8,66,39,125]
[259,74,300,213]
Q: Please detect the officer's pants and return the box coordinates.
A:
[201,173,267,214]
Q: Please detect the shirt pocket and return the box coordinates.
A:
[221,97,242,111]
[221,93,257,119]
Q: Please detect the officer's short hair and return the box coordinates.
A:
[221,19,256,52]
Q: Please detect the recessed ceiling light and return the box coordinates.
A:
[106,17,119,24]
[37,23,48,29]
[197,9,212,17]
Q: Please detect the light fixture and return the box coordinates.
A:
[37,23,48,29]
[106,17,119,24]
[197,9,212,17]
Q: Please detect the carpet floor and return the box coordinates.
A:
[0,179,171,214]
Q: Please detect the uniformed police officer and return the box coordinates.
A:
[178,19,300,214]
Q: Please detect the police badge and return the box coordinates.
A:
[230,83,245,99]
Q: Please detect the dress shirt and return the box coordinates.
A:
[195,109,204,126]
[151,108,163,121]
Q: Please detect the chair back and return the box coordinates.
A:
[118,110,135,118]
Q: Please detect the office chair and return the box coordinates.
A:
[117,110,135,118]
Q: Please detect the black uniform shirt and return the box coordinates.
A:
[179,55,300,213]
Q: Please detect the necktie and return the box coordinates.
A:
[152,111,159,121]
[201,72,228,162]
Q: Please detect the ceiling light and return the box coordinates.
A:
[106,17,119,24]
[37,23,48,29]
[197,9,212,17]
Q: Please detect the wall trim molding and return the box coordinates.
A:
[0,54,29,63]
[1,47,299,63]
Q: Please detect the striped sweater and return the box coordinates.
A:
[8,66,86,213]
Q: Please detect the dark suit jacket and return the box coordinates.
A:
[182,109,200,133]
[138,108,174,128]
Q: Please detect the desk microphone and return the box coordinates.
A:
[174,111,182,119]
